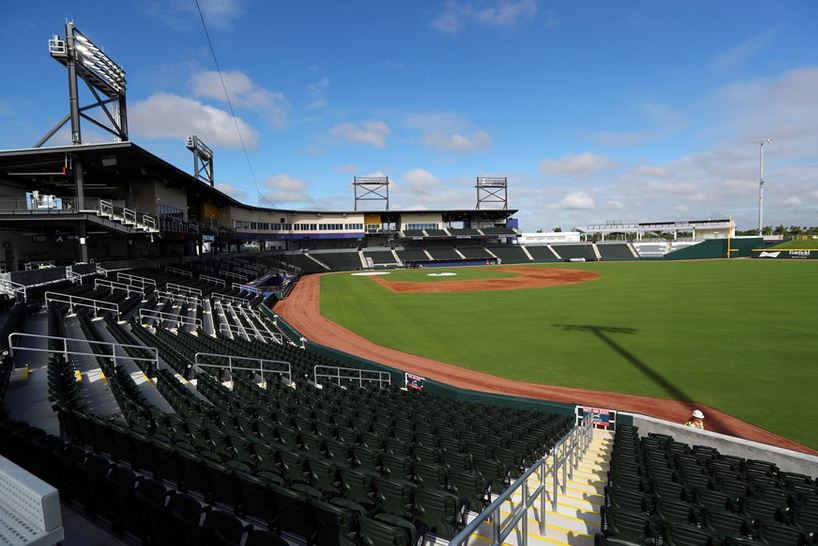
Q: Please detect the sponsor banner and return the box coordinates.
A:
[752,249,818,259]
[576,405,617,429]
[405,373,425,392]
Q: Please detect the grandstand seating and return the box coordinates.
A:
[278,254,327,275]
[598,425,818,546]
[425,229,449,238]
[480,227,516,236]
[448,228,481,237]
[363,250,399,266]
[525,245,560,262]
[633,241,668,258]
[402,230,425,238]
[457,246,492,259]
[397,249,430,263]
[312,251,363,271]
[551,244,597,261]
[427,247,462,261]
[596,243,636,261]
[487,245,530,264]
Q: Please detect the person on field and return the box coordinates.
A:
[684,409,705,430]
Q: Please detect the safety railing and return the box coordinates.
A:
[313,365,392,389]
[99,199,114,217]
[194,352,291,384]
[94,278,145,298]
[232,265,256,277]
[45,292,119,319]
[217,322,281,343]
[8,332,158,371]
[155,290,201,306]
[139,308,202,330]
[199,274,225,287]
[212,292,252,307]
[0,277,27,302]
[123,208,137,225]
[140,214,157,232]
[165,266,194,279]
[117,272,156,289]
[66,269,82,284]
[219,270,249,283]
[449,413,594,546]
[95,264,109,278]
[165,282,201,296]
[24,261,55,270]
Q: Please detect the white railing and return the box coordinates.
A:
[199,274,225,287]
[117,272,156,289]
[165,282,201,296]
[8,332,158,371]
[123,208,137,225]
[0,277,28,302]
[219,270,249,283]
[24,261,55,270]
[232,265,256,276]
[194,352,291,384]
[99,199,113,217]
[155,290,201,306]
[45,292,119,318]
[140,215,157,231]
[313,365,392,388]
[139,308,202,329]
[449,414,593,546]
[0,454,64,546]
[95,264,109,277]
[94,278,145,297]
[217,322,281,343]
[165,266,194,279]
[231,282,245,291]
[66,269,82,284]
[212,292,251,307]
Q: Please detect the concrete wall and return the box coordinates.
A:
[399,212,442,230]
[625,412,818,476]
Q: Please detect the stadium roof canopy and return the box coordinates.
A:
[0,142,516,218]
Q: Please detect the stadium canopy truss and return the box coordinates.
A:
[475,176,508,210]
[353,176,390,211]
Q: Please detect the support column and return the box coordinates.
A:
[74,156,88,262]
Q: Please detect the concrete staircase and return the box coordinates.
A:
[460,429,612,546]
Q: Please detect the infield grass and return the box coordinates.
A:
[321,260,818,449]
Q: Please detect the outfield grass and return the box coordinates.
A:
[321,260,818,449]
[769,238,818,249]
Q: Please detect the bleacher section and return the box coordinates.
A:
[598,425,818,546]
[552,244,597,261]
[402,230,425,238]
[596,243,636,261]
[427,247,462,261]
[425,229,449,238]
[486,245,530,264]
[363,250,400,267]
[312,251,363,271]
[449,228,481,237]
[397,249,430,263]
[280,253,328,275]
[526,245,560,262]
[633,241,668,258]
[458,246,492,259]
[480,227,516,236]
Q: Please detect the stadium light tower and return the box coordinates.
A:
[186,135,214,186]
[752,138,773,236]
[36,21,128,147]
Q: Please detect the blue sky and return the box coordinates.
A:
[2,0,817,230]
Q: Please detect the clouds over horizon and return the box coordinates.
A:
[330,120,390,148]
[431,0,541,34]
[406,112,492,153]
[191,70,289,130]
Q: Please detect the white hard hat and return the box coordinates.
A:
[692,409,704,419]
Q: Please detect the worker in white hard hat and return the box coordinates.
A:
[684,409,705,430]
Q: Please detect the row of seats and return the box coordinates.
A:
[597,425,818,546]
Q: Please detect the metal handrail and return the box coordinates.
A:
[117,272,156,289]
[165,266,194,279]
[139,308,202,329]
[199,274,225,287]
[194,352,291,384]
[94,278,145,297]
[219,270,249,283]
[0,278,27,302]
[165,282,201,296]
[217,322,279,343]
[212,292,251,307]
[8,332,158,369]
[155,290,201,306]
[449,413,594,546]
[313,365,391,388]
[45,291,119,318]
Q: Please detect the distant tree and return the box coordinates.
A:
[789,225,803,235]
[553,226,562,232]
[536,228,543,233]
[774,224,786,235]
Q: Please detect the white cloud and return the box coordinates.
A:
[593,102,686,146]
[306,77,329,110]
[540,152,615,176]
[712,27,777,70]
[406,112,491,153]
[403,169,441,194]
[634,165,669,177]
[191,70,289,129]
[560,192,596,210]
[263,174,312,205]
[130,93,258,147]
[215,183,247,200]
[607,200,624,209]
[432,0,539,34]
[330,120,390,148]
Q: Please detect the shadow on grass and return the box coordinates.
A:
[553,324,692,403]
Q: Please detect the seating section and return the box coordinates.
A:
[427,247,462,261]
[277,254,327,275]
[487,245,530,264]
[457,246,492,259]
[551,244,597,261]
[425,230,449,238]
[397,249,430,263]
[597,243,636,261]
[312,252,363,271]
[480,227,516,235]
[598,425,818,546]
[363,250,399,266]
[633,242,668,258]
[449,228,480,237]
[526,245,559,262]
[402,230,425,238]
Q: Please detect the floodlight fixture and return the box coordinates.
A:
[353,176,390,211]
[476,176,508,209]
[186,135,215,186]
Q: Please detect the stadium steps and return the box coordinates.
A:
[454,247,467,259]
[592,244,602,261]
[626,242,639,258]
[547,245,563,260]
[358,250,368,269]
[305,253,331,271]
[521,245,535,261]
[423,248,435,260]
[63,318,123,418]
[484,247,499,260]
[391,249,403,266]
[463,429,612,546]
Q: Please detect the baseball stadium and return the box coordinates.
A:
[1,13,817,546]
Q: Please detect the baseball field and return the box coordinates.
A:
[319,260,818,449]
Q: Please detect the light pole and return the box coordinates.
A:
[752,138,773,236]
